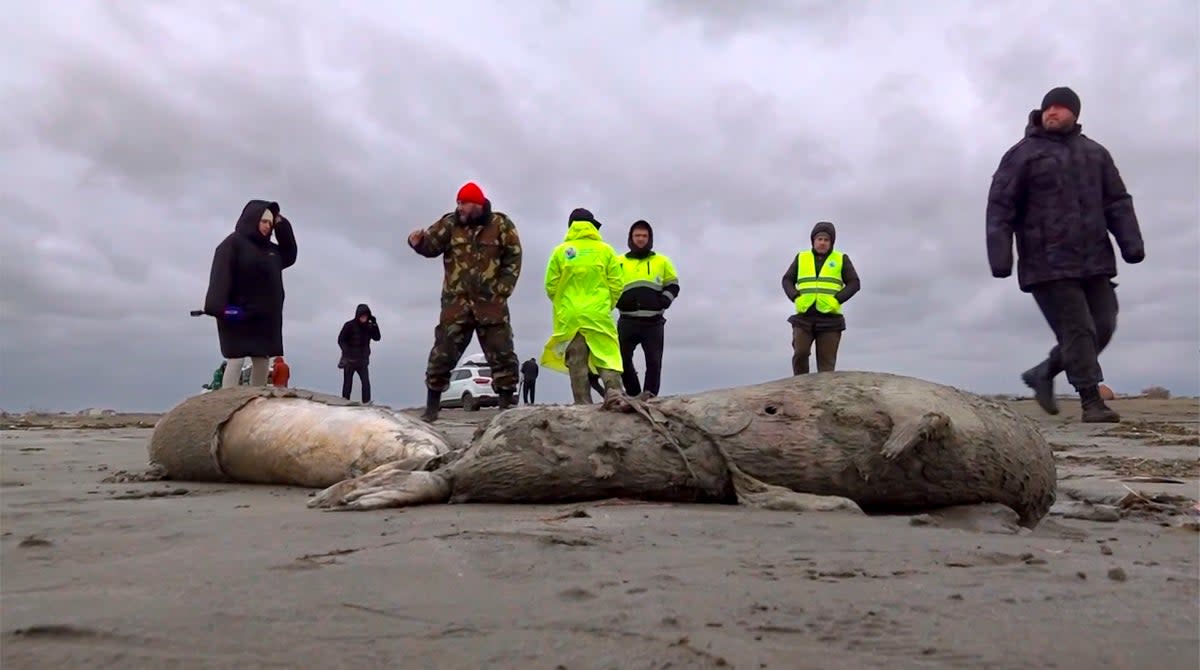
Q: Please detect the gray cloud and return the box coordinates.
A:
[1,0,1197,412]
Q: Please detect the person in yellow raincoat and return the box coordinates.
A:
[540,208,626,404]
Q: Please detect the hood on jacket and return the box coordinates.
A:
[810,221,836,249]
[564,219,603,241]
[355,303,372,319]
[626,219,654,258]
[235,199,280,241]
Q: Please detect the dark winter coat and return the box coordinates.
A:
[781,221,861,333]
[338,304,382,365]
[204,200,298,359]
[986,110,1145,292]
[521,358,539,381]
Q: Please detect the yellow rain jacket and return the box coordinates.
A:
[540,221,625,374]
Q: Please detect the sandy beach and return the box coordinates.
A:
[2,397,1197,669]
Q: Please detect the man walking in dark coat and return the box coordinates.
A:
[204,199,298,388]
[520,358,539,404]
[987,86,1145,423]
[338,303,381,403]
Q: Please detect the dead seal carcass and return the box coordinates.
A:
[147,386,452,488]
[309,371,1058,527]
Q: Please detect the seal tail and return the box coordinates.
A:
[880,411,953,461]
[308,463,451,510]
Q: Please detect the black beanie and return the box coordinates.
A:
[1041,86,1081,118]
[568,207,601,229]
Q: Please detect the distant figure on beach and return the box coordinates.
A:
[203,199,298,389]
[781,221,860,375]
[337,304,381,403]
[520,358,539,404]
[987,86,1144,423]
[540,208,625,404]
[270,356,290,387]
[616,219,680,399]
[408,181,523,421]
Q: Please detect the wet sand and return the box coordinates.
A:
[2,397,1198,669]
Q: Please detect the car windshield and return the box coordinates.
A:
[476,368,492,378]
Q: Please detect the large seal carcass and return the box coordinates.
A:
[146,386,452,488]
[309,371,1058,527]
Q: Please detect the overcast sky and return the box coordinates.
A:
[1,0,1197,412]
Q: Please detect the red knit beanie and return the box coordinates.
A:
[456,181,486,205]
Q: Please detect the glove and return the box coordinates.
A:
[368,316,377,325]
[222,306,246,322]
[991,267,1012,279]
[1122,247,1144,264]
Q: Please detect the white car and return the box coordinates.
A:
[440,363,497,411]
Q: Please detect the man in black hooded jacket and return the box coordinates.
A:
[615,220,680,398]
[338,303,381,404]
[781,221,860,374]
[987,86,1144,423]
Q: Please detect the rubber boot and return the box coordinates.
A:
[1021,363,1059,415]
[497,390,515,410]
[1079,385,1120,423]
[598,369,624,403]
[568,366,593,404]
[420,388,441,423]
[565,334,594,405]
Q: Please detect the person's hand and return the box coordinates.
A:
[368,315,377,325]
[408,229,425,247]
[1122,246,1145,264]
[991,267,1012,278]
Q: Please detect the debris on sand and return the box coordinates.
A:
[1099,420,1200,447]
[18,535,53,548]
[1056,486,1199,527]
[101,465,168,483]
[1050,500,1122,522]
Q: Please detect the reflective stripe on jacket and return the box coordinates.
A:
[794,249,844,315]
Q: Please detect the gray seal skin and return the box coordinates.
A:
[147,386,452,488]
[310,371,1058,528]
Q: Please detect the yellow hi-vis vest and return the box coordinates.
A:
[794,249,844,315]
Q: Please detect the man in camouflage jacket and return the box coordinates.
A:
[408,181,523,421]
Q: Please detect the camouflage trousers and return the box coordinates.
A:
[565,333,622,404]
[426,318,519,393]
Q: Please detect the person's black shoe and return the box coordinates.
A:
[1021,364,1059,415]
[1079,386,1120,423]
[420,388,441,423]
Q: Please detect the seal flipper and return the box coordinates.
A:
[308,463,451,510]
[881,411,952,461]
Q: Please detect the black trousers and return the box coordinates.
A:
[342,361,371,403]
[521,378,537,404]
[1030,276,1118,391]
[618,317,665,396]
